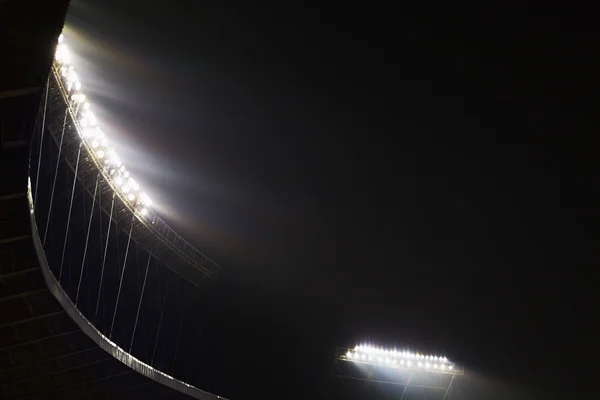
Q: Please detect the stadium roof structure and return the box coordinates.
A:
[43,35,220,289]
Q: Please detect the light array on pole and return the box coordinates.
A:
[54,34,153,218]
[343,344,459,374]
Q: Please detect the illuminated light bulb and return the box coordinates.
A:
[407,361,412,367]
[140,192,152,206]
[55,44,71,64]
[400,360,404,365]
[91,139,99,148]
[72,93,85,103]
[67,70,77,83]
[58,33,63,43]
[128,193,135,201]
[75,80,81,91]
[67,82,73,92]
[346,351,352,358]
[124,171,129,178]
[441,364,446,370]
[448,365,453,370]
[61,66,67,76]
[443,357,448,363]
[87,111,97,126]
[115,176,124,186]
[433,364,438,369]
[84,102,90,110]
[130,179,139,191]
[109,169,116,175]
[119,165,125,173]
[425,362,430,368]
[96,150,105,158]
[418,362,422,368]
[361,354,366,360]
[368,355,373,361]
[122,184,131,194]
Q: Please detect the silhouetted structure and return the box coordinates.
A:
[1,1,225,398]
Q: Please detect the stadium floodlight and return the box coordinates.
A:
[53,34,153,217]
[340,343,462,375]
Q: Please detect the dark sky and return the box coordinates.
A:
[66,3,596,399]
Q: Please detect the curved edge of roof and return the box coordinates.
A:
[26,179,229,400]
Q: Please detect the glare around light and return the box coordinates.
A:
[54,34,153,217]
[346,343,457,373]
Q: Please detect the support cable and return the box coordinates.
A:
[151,281,171,366]
[43,108,69,245]
[441,374,456,400]
[130,253,152,353]
[33,77,50,208]
[75,175,99,305]
[95,194,114,316]
[110,216,135,338]
[58,145,81,281]
[400,372,413,400]
[171,288,184,375]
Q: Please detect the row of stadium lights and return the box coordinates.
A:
[346,345,454,371]
[54,34,152,217]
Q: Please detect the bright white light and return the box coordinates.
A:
[128,193,135,201]
[140,192,152,206]
[418,362,422,368]
[75,80,81,91]
[67,69,78,83]
[55,44,71,64]
[115,176,124,186]
[400,360,404,365]
[96,150,105,159]
[441,364,446,370]
[87,111,97,126]
[91,139,99,148]
[58,34,63,43]
[433,364,438,369]
[425,362,430,368]
[346,351,352,358]
[130,178,139,191]
[124,171,129,178]
[448,365,453,370]
[407,361,412,367]
[122,184,131,194]
[361,354,366,360]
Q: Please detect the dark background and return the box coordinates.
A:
[65,2,596,399]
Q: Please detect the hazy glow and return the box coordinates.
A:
[54,34,154,218]
[346,343,457,373]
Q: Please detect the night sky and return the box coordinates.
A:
[65,3,595,399]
